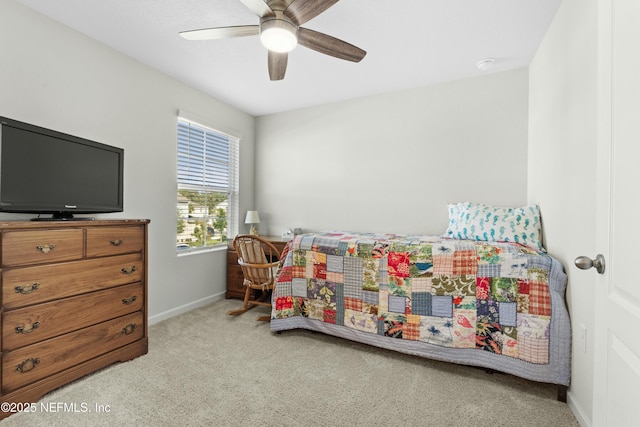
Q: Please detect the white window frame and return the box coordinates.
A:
[176,117,239,253]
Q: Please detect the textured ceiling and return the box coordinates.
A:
[16,0,561,116]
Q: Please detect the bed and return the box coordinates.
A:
[270,205,571,400]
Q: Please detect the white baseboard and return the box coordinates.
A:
[567,390,591,427]
[148,292,226,325]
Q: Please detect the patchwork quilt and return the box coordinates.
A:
[272,232,557,365]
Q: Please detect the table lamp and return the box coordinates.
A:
[245,210,260,235]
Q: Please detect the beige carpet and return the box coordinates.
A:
[2,299,579,427]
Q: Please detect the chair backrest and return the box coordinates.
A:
[233,235,281,288]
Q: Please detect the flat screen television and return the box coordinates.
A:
[0,116,123,220]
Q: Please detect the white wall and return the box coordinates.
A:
[528,0,598,425]
[255,69,529,237]
[0,0,256,322]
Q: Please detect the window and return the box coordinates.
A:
[177,118,239,252]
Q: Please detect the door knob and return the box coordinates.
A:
[574,254,606,274]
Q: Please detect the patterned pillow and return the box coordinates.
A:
[444,202,544,251]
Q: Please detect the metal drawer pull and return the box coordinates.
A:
[36,244,56,253]
[122,323,137,335]
[122,295,137,305]
[15,283,40,294]
[121,266,137,275]
[15,322,40,334]
[16,358,40,373]
[110,238,124,246]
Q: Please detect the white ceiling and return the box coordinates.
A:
[16,0,561,116]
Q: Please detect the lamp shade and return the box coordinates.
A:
[245,210,260,224]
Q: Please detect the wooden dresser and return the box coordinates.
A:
[0,219,149,417]
[226,235,288,299]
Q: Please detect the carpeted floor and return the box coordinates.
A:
[1,298,579,426]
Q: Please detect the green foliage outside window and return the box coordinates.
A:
[177,190,229,250]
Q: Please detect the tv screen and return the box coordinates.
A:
[0,117,123,220]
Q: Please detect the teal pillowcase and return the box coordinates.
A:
[444,202,544,252]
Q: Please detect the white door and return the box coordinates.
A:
[593,1,640,425]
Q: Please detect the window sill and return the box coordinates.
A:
[177,245,227,257]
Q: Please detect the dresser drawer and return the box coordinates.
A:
[227,250,239,264]
[86,226,144,257]
[228,265,245,286]
[3,283,143,351]
[2,253,144,310]
[2,311,144,394]
[1,229,84,267]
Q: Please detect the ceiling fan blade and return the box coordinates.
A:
[268,51,288,81]
[239,0,274,18]
[297,27,366,62]
[179,25,259,41]
[284,0,339,25]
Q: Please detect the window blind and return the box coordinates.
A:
[177,120,238,192]
[177,118,239,242]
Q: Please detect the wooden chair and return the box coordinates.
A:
[227,234,282,321]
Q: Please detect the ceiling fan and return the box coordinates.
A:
[179,0,366,81]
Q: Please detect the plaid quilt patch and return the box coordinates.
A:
[272,232,554,364]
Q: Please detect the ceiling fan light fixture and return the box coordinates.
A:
[260,18,297,53]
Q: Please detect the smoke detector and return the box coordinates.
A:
[476,58,495,71]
